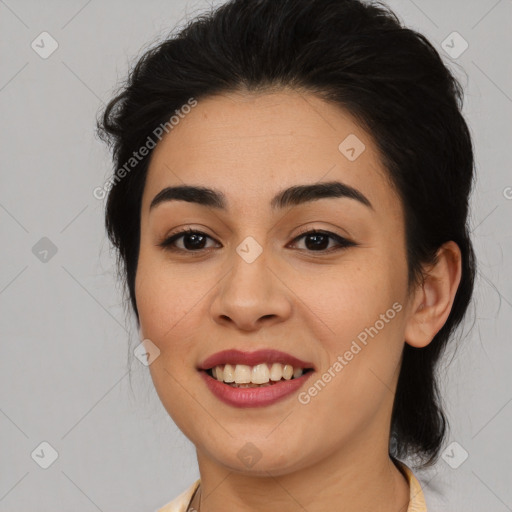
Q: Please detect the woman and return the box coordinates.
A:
[96,0,476,510]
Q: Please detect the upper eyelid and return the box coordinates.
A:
[161,227,354,250]
[167,227,348,240]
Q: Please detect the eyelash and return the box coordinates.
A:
[157,227,356,254]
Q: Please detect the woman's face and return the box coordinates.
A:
[136,90,414,475]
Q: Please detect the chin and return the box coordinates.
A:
[202,438,317,476]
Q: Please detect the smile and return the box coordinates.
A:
[197,349,315,407]
[207,362,313,387]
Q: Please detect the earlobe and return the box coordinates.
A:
[404,241,462,349]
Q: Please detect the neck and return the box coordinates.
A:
[191,433,410,512]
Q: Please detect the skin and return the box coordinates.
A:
[135,89,462,512]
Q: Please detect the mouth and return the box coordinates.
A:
[197,350,315,407]
[203,363,315,388]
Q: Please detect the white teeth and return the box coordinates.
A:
[269,362,283,381]
[282,364,293,380]
[293,367,303,379]
[223,364,235,382]
[234,364,252,384]
[251,363,270,384]
[209,362,308,385]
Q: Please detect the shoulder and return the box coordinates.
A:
[155,479,200,512]
[395,460,429,512]
[408,462,453,512]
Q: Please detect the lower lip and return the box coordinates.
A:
[199,370,314,408]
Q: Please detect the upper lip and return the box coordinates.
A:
[198,349,315,371]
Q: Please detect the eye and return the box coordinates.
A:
[157,228,219,252]
[289,228,356,253]
[157,227,356,254]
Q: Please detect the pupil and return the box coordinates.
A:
[184,233,205,250]
[306,234,328,250]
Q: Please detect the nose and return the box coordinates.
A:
[209,246,293,332]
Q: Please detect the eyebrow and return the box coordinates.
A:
[149,180,373,212]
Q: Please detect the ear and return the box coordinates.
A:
[404,241,462,348]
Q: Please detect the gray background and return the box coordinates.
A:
[0,0,511,511]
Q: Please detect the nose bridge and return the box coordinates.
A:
[225,235,273,304]
[211,234,292,329]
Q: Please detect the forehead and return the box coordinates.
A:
[142,90,400,218]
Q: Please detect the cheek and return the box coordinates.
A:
[135,249,200,344]
[292,255,406,399]
[135,255,205,428]
[289,256,402,341]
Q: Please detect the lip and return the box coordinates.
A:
[197,349,315,371]
[199,368,314,408]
